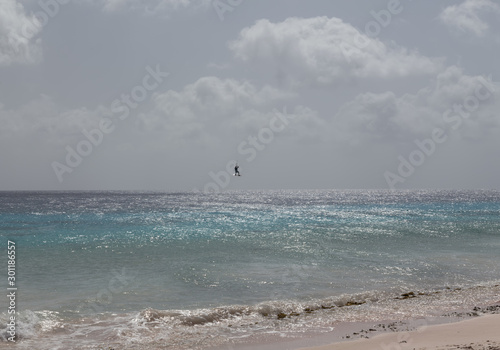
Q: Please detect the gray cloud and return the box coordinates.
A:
[336,66,500,144]
[138,77,290,136]
[1,1,500,190]
[0,95,116,154]
[0,0,42,65]
[439,0,500,37]
[83,0,211,14]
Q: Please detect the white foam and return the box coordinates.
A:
[2,282,499,350]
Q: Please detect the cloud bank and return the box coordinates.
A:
[229,16,443,87]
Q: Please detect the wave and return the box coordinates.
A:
[2,281,499,350]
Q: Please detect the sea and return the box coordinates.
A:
[1,189,499,349]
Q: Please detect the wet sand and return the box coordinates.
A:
[299,314,500,350]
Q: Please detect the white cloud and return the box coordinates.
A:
[229,16,443,87]
[336,66,500,144]
[0,0,43,65]
[138,76,291,136]
[135,76,327,147]
[439,0,500,37]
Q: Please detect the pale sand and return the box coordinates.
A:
[299,314,500,350]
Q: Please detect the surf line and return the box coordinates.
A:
[194,107,293,193]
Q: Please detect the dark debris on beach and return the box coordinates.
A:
[340,304,500,342]
[437,341,500,350]
[444,305,500,318]
[273,300,367,319]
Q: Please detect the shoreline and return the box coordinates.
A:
[232,303,500,350]
[2,293,499,349]
[299,313,500,350]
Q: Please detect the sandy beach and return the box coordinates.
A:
[300,314,500,350]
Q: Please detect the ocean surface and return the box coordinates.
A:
[1,190,499,349]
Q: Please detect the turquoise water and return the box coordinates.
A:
[1,190,500,349]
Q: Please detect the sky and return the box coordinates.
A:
[1,0,500,191]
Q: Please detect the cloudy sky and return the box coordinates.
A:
[1,0,500,191]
